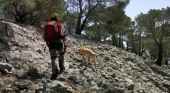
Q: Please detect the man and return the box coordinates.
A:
[43,13,65,80]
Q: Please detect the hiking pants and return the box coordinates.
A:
[49,40,65,75]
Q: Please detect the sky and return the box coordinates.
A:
[125,0,170,21]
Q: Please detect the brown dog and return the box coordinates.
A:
[78,47,100,68]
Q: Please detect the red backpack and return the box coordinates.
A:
[44,21,61,42]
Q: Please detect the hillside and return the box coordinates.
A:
[0,20,170,93]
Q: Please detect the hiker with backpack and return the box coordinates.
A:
[43,13,66,80]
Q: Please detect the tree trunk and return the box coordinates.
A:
[75,27,82,35]
[75,14,82,35]
[126,41,129,51]
[121,35,124,49]
[112,35,117,47]
[131,43,136,54]
[75,15,88,35]
[139,44,144,56]
[118,33,121,48]
[138,35,142,56]
[97,24,101,40]
[156,43,163,66]
[103,33,107,43]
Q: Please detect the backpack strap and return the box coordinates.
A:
[53,21,57,33]
[52,21,61,40]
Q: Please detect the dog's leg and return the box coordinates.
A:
[82,55,85,62]
[88,57,90,63]
[82,56,84,62]
[93,58,96,69]
[81,55,84,62]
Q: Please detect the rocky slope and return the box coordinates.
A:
[0,20,170,93]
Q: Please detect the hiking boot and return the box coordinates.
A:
[50,74,57,80]
[59,67,65,73]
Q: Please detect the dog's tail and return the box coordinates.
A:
[95,52,101,56]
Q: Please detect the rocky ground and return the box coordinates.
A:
[0,20,170,93]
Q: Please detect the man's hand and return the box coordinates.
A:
[61,34,66,41]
